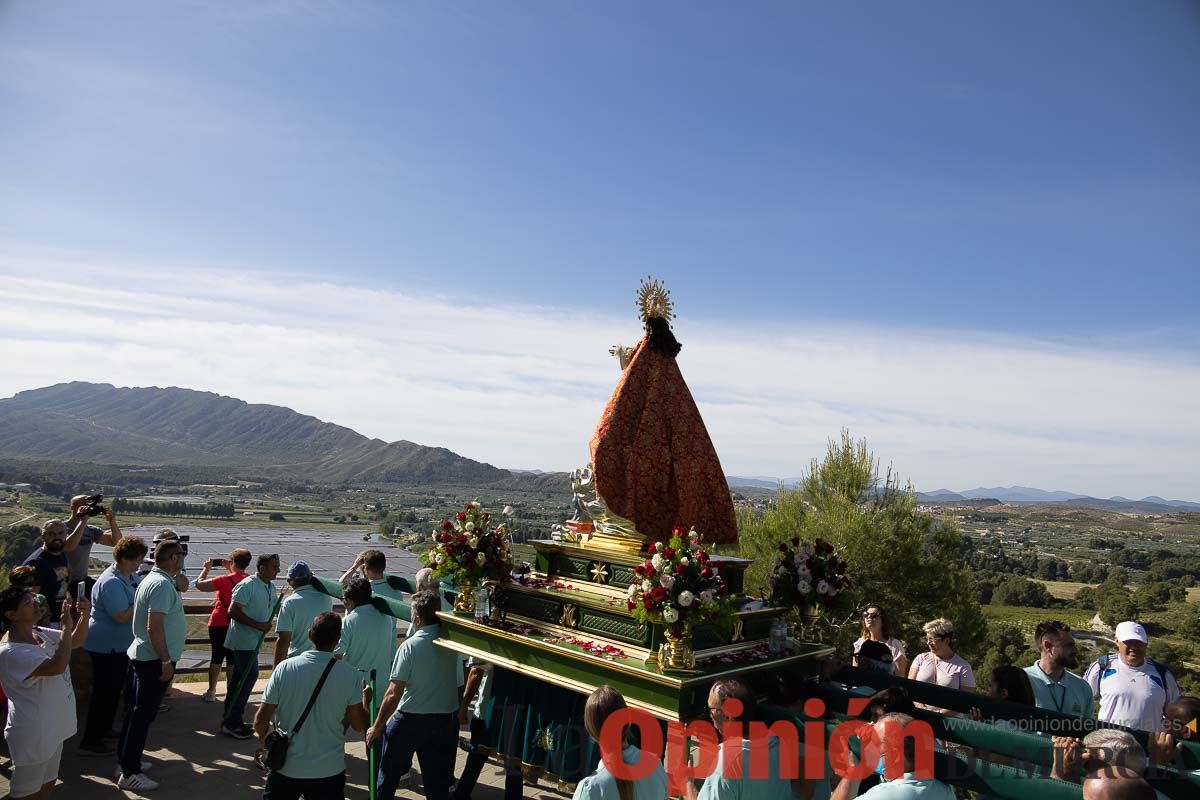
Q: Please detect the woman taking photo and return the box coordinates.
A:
[0,587,90,800]
[852,604,908,676]
[574,685,668,800]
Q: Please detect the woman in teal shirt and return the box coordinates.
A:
[573,685,668,800]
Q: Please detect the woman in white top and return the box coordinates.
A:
[0,587,90,800]
[852,604,908,676]
[573,685,668,800]
[908,617,976,691]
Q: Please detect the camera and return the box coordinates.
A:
[82,493,107,517]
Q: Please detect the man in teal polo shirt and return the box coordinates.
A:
[273,561,334,666]
[116,539,187,792]
[1025,620,1093,718]
[367,590,460,800]
[334,577,396,695]
[829,714,955,800]
[255,612,371,800]
[222,553,279,739]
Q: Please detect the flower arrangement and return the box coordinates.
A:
[626,527,731,632]
[422,501,514,586]
[768,536,849,609]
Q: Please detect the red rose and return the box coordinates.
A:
[445,545,456,556]
[697,550,708,561]
[627,600,636,611]
[463,552,476,565]
[700,567,712,579]
[457,533,468,544]
[634,564,645,576]
[483,513,491,523]
[662,547,676,560]
[672,526,686,538]
[642,596,654,610]
[675,563,686,575]
[442,520,453,531]
[457,511,467,522]
[791,536,800,546]
[645,565,657,578]
[651,586,667,602]
[647,542,658,554]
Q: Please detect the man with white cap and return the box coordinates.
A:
[273,560,334,667]
[1084,621,1182,732]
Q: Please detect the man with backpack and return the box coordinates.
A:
[1084,621,1182,732]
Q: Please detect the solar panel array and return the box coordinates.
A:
[118,524,424,599]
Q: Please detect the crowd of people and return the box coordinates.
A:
[0,502,1198,800]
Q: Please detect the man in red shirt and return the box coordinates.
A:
[194,549,252,702]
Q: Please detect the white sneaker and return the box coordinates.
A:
[114,764,153,782]
[118,772,160,791]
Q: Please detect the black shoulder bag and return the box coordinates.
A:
[262,658,337,772]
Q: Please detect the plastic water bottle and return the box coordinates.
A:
[475,587,490,623]
[768,617,788,655]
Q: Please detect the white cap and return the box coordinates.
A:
[1114,621,1148,644]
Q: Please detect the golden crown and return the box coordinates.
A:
[637,276,674,321]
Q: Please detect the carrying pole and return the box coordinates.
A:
[369,668,379,800]
[223,591,284,720]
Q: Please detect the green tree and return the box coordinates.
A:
[1134,582,1175,612]
[993,576,1052,608]
[977,624,1037,684]
[735,430,988,661]
[1176,604,1200,641]
[1074,586,1098,610]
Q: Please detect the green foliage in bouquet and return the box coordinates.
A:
[422,501,513,585]
[626,527,734,635]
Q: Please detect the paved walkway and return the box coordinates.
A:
[3,680,566,800]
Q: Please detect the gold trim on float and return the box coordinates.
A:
[435,613,835,690]
[433,637,681,721]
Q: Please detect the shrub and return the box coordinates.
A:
[268,512,286,521]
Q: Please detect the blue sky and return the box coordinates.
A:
[2,2,1199,498]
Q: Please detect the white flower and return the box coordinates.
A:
[642,579,653,592]
[678,590,695,607]
[792,552,805,566]
[699,589,714,604]
[471,501,480,508]
[817,580,830,595]
[651,554,664,570]
[503,505,514,515]
[467,536,479,549]
[797,579,811,595]
[627,583,638,597]
[663,607,680,624]
[465,521,475,531]
[659,574,675,590]
[796,564,811,580]
[679,557,689,567]
[435,552,446,564]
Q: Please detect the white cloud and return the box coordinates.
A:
[1,245,1197,501]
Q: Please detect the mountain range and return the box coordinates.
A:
[727,479,1200,512]
[0,382,514,485]
[5,383,1197,510]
